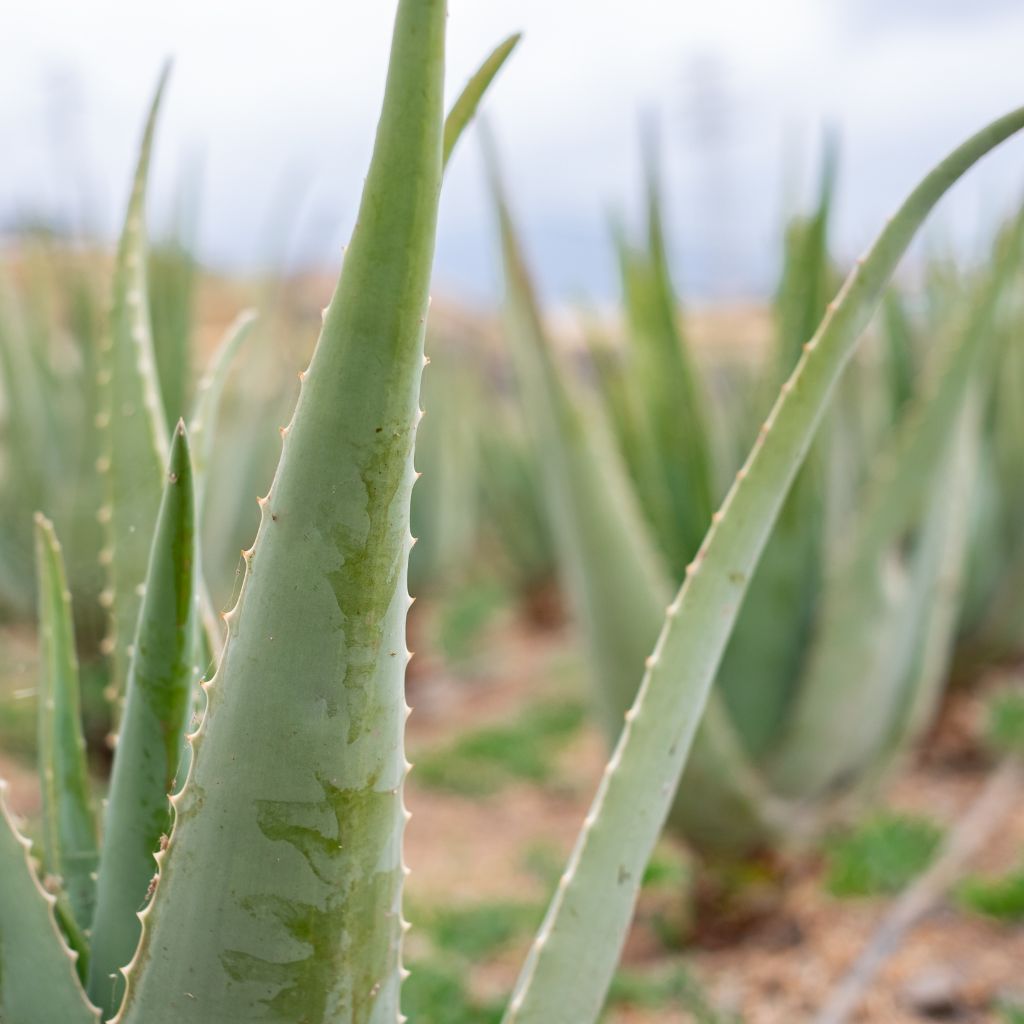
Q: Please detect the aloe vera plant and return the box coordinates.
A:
[0,5,519,1020]
[1,3,1023,1022]
[499,107,1024,1023]
[488,123,1024,853]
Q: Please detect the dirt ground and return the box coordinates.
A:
[2,608,1023,1023]
[402,609,1024,1024]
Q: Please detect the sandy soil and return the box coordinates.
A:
[3,608,1023,1023]
[402,612,1024,1023]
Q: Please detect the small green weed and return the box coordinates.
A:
[415,699,585,795]
[607,964,741,1022]
[986,689,1024,756]
[435,579,510,665]
[402,958,503,1024]
[521,841,564,888]
[824,812,943,897]
[419,901,541,960]
[958,864,1024,922]
[998,1003,1024,1024]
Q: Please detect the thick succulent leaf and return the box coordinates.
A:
[882,288,917,422]
[88,423,197,1017]
[410,349,484,587]
[486,137,789,853]
[443,32,521,169]
[955,241,1024,658]
[713,145,838,756]
[149,234,197,428]
[96,66,172,699]
[612,149,717,575]
[0,781,100,1024]
[712,461,824,757]
[887,398,980,753]
[34,514,99,938]
[502,105,1024,1024]
[188,309,257,509]
[771,137,838,388]
[114,3,446,1021]
[769,201,1024,798]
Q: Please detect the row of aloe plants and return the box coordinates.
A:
[488,124,1024,854]
[0,183,555,657]
[2,1,1024,1020]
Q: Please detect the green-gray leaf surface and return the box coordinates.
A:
[114,3,447,1021]
[34,514,99,940]
[0,781,100,1023]
[96,67,172,700]
[443,33,521,169]
[503,104,1024,1024]
[88,422,197,1017]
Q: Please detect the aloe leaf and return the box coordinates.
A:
[114,3,446,1020]
[443,33,521,169]
[96,66,173,699]
[189,309,258,512]
[882,287,917,421]
[0,782,100,1023]
[149,238,197,428]
[34,514,99,939]
[503,106,1024,1024]
[712,146,838,756]
[772,136,838,386]
[485,135,789,852]
[769,201,1024,798]
[887,397,979,753]
[87,422,197,1017]
[611,145,717,576]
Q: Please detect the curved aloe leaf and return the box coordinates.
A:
[443,33,521,169]
[886,397,979,755]
[88,423,197,1017]
[770,202,1024,797]
[486,133,793,852]
[114,3,446,1021]
[610,139,717,576]
[189,309,258,508]
[34,514,99,941]
[882,288,917,422]
[713,145,837,757]
[0,782,100,1024]
[96,66,172,699]
[503,105,1024,1024]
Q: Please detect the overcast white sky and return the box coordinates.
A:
[3,1,1024,301]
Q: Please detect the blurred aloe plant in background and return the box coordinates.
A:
[488,123,1024,854]
[0,1,1023,1021]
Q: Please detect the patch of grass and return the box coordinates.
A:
[0,689,36,759]
[958,864,1024,922]
[642,841,691,890]
[607,964,741,1022]
[639,841,693,949]
[435,579,510,665]
[998,1003,1024,1024]
[403,958,503,1024]
[986,689,1024,756]
[415,699,585,795]
[419,901,541,960]
[521,841,564,888]
[824,812,943,898]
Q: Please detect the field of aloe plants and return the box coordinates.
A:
[4,2,1024,1022]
